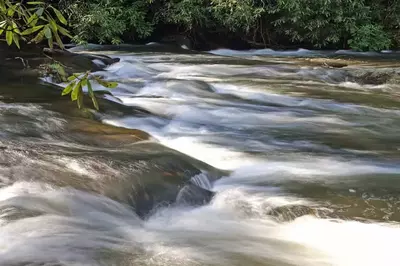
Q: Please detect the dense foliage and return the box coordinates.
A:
[0,0,72,48]
[59,0,153,44]
[2,0,400,51]
[55,0,400,51]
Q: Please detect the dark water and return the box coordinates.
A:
[0,46,399,266]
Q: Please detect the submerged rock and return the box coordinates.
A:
[0,93,225,218]
[1,139,225,218]
[0,47,224,218]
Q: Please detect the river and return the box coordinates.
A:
[1,45,400,266]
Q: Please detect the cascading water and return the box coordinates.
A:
[1,45,400,266]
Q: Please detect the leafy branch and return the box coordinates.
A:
[0,0,118,110]
[61,71,118,110]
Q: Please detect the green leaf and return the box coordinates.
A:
[7,5,16,17]
[81,79,88,87]
[48,37,53,48]
[6,27,13,45]
[71,81,81,101]
[44,26,52,39]
[21,25,44,35]
[55,64,66,77]
[27,13,38,26]
[13,33,20,49]
[35,7,44,17]
[27,2,45,5]
[87,81,99,110]
[31,28,45,43]
[51,6,67,25]
[53,30,64,49]
[30,18,38,27]
[77,90,83,109]
[106,81,118,88]
[11,21,20,34]
[49,18,57,31]
[62,81,76,95]
[56,24,73,38]
[67,75,77,81]
[96,78,118,88]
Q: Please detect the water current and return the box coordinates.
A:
[1,45,400,266]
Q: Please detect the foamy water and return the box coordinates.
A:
[1,47,400,265]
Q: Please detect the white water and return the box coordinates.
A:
[1,47,400,265]
[0,182,399,266]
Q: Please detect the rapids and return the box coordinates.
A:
[1,45,400,266]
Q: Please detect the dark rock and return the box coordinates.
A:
[175,183,215,207]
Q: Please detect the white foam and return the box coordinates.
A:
[335,50,381,56]
[209,48,317,57]
[92,59,106,67]
[1,182,399,266]
[157,136,262,170]
[215,158,400,186]
[5,46,400,266]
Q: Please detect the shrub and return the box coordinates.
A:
[60,0,153,44]
[348,24,391,51]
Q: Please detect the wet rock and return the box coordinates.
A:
[0,80,151,119]
[303,58,349,68]
[0,97,226,218]
[349,67,400,85]
[175,183,215,207]
[267,205,321,221]
[0,140,226,218]
[43,48,120,73]
[0,45,119,81]
[66,118,152,147]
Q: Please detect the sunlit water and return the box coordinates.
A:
[1,46,400,265]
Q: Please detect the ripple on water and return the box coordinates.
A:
[1,47,400,265]
[0,182,399,266]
